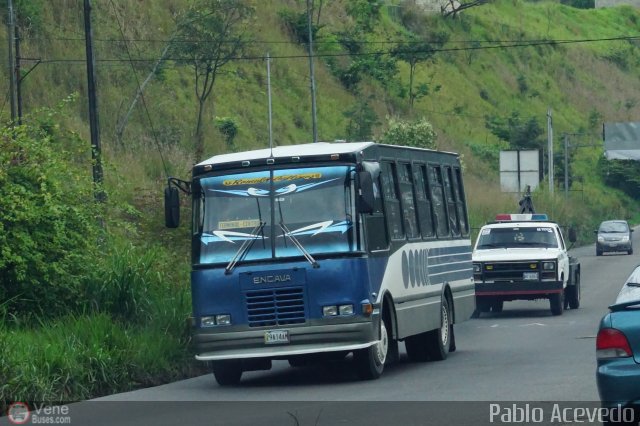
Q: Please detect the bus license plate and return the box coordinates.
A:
[264,330,289,344]
[523,272,538,280]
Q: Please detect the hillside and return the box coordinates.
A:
[3,0,640,231]
[2,0,640,402]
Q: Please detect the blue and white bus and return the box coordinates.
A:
[164,141,475,385]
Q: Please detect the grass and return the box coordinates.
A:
[0,313,198,406]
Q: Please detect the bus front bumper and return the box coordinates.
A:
[192,318,379,361]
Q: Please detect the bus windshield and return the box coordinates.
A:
[196,165,356,265]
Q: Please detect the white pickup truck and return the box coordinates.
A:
[472,214,580,316]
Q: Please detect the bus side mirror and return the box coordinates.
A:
[568,226,577,243]
[164,186,180,228]
[357,171,374,214]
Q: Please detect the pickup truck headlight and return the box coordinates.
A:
[542,261,556,270]
[598,236,605,242]
[621,236,630,242]
[473,263,481,273]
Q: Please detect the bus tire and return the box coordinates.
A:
[354,316,388,380]
[212,360,243,386]
[405,332,429,362]
[425,297,452,361]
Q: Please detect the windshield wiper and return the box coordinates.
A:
[279,222,319,268]
[478,243,505,249]
[224,221,265,275]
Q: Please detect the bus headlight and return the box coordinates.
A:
[339,304,354,315]
[215,314,232,325]
[323,305,354,317]
[201,316,216,327]
[323,306,338,316]
[200,314,231,327]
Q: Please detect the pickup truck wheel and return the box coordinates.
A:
[549,292,564,316]
[212,360,243,386]
[476,296,492,313]
[568,274,580,309]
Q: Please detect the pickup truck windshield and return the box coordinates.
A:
[476,227,558,249]
[196,165,355,265]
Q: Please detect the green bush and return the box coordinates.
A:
[381,117,437,149]
[0,106,102,319]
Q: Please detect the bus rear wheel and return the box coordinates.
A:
[212,360,243,386]
[407,297,453,362]
[425,297,452,361]
[354,317,388,380]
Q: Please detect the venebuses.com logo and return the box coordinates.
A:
[7,402,30,425]
[6,401,71,424]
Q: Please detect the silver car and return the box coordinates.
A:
[595,220,633,256]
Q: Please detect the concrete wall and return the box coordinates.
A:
[595,0,640,7]
[414,0,461,14]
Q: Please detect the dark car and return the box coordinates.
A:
[596,220,633,256]
[596,265,640,424]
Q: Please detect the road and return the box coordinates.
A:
[4,235,637,425]
[99,239,632,403]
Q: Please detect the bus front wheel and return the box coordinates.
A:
[354,317,388,380]
[212,360,243,386]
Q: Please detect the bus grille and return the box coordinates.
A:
[245,287,306,327]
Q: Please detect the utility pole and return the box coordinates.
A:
[563,134,569,198]
[306,0,318,143]
[15,25,22,124]
[266,53,273,153]
[83,0,105,202]
[6,0,17,123]
[547,108,554,195]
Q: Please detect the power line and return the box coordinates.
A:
[9,33,640,46]
[15,34,640,64]
[108,0,169,178]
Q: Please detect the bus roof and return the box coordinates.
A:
[197,142,375,167]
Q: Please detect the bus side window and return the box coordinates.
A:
[380,161,404,240]
[443,167,460,236]
[399,162,419,239]
[453,168,469,236]
[428,164,449,238]
[413,164,435,238]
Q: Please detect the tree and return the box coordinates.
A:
[215,116,239,150]
[171,0,254,162]
[344,98,379,141]
[485,112,544,150]
[381,117,437,149]
[391,32,448,107]
[441,0,489,18]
